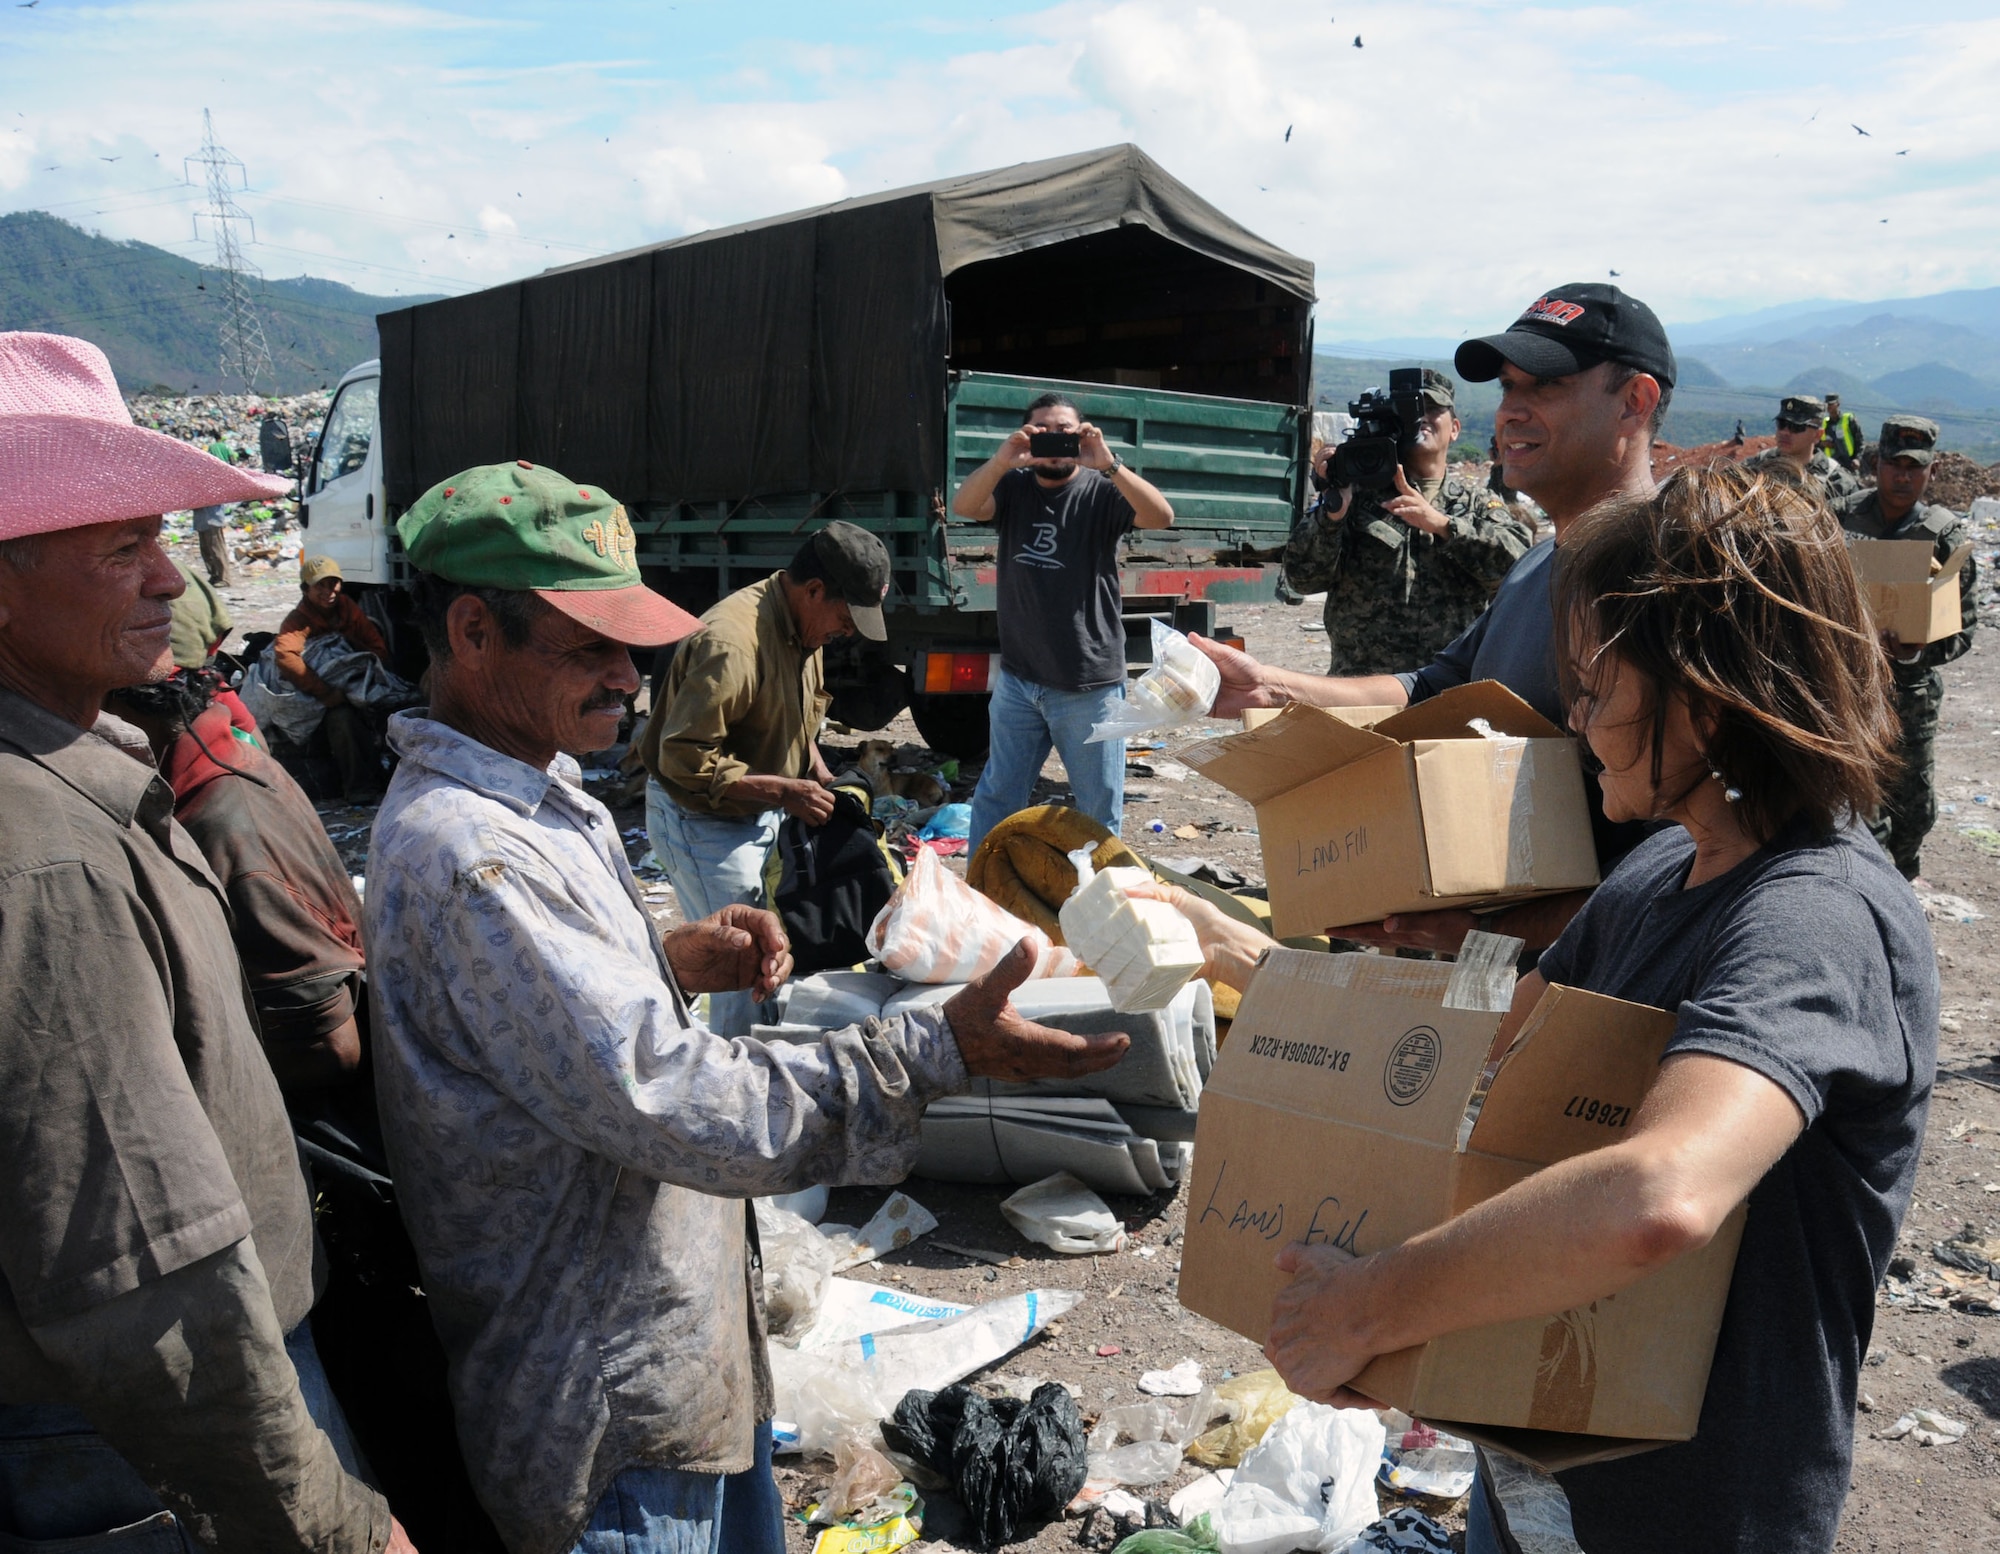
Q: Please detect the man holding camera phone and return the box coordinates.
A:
[1284,368,1532,675]
[953,391,1174,855]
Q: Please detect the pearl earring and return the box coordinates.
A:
[1710,768,1742,803]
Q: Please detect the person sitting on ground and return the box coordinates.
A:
[368,461,1128,1554]
[1164,463,1934,1554]
[273,553,393,802]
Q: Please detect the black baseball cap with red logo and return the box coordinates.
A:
[1454,283,1678,391]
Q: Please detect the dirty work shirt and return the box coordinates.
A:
[1536,819,1936,1554]
[987,466,1135,692]
[271,591,390,705]
[641,571,829,818]
[367,712,970,1554]
[0,687,384,1553]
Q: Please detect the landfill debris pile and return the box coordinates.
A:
[1650,433,1777,477]
[125,388,331,566]
[1924,451,2000,511]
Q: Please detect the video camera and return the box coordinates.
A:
[1325,367,1429,499]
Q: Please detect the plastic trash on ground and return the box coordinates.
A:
[1168,1471,1233,1525]
[884,1381,1088,1546]
[1085,1389,1216,1488]
[821,1192,938,1272]
[1208,1401,1384,1554]
[916,802,971,840]
[805,1481,924,1554]
[754,1199,838,1339]
[866,847,1079,983]
[769,1288,1082,1455]
[1480,1451,1582,1554]
[798,1281,968,1352]
[1059,848,1205,1013]
[1138,1358,1204,1396]
[818,1435,906,1521]
[1087,621,1220,744]
[1110,1513,1221,1552]
[1186,1370,1296,1468]
[768,1184,830,1224]
[1376,1410,1476,1502]
[1001,1172,1127,1254]
[1354,1507,1454,1551]
[1877,1408,1969,1445]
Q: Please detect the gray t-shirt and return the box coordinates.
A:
[1395,537,1652,868]
[1536,819,1936,1554]
[989,467,1135,692]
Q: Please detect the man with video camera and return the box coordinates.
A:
[1284,368,1531,674]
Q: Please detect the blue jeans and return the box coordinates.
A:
[1465,1463,1507,1554]
[568,1421,785,1554]
[967,668,1125,857]
[0,1323,365,1552]
[645,780,781,1036]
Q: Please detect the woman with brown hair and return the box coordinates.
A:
[1157,464,1938,1552]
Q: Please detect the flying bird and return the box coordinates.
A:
[1284,124,1293,142]
[18,3,41,10]
[1609,269,1621,277]
[1896,149,1909,155]
[1353,34,1363,46]
[1851,123,1870,136]
[97,155,120,163]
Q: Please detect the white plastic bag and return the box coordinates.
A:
[1000,1172,1127,1254]
[1211,1401,1385,1554]
[769,1288,1082,1455]
[1085,1389,1218,1487]
[865,847,1079,983]
[753,1200,837,1339]
[821,1192,939,1272]
[1086,620,1220,743]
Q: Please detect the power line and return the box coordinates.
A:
[185,110,272,391]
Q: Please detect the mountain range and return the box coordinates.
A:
[0,211,438,396]
[1317,284,2000,460]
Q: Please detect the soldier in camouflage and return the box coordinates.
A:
[1283,369,1533,675]
[1743,394,1862,502]
[1832,415,1978,880]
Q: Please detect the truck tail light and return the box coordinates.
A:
[922,652,999,694]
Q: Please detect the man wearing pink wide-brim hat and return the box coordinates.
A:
[0,334,413,1553]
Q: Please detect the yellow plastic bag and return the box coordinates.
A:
[1185,1369,1297,1468]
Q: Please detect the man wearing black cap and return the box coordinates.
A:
[640,521,892,1033]
[1192,283,1676,949]
[1283,367,1532,675]
[1822,393,1863,471]
[1832,416,1978,880]
[1744,395,1861,501]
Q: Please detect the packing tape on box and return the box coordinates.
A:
[1525,1307,1602,1433]
[1444,929,1526,1013]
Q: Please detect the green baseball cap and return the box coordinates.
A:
[397,461,701,647]
[1415,367,1456,408]
[1878,415,1939,467]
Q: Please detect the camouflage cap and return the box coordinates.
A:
[1878,415,1940,467]
[1775,395,1826,428]
[396,460,701,647]
[1416,367,1456,408]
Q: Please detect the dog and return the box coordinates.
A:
[845,738,949,807]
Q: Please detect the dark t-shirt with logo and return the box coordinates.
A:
[988,467,1135,692]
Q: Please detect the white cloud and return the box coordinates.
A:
[0,0,1995,336]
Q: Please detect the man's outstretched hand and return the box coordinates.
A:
[944,940,1131,1081]
[1186,632,1280,716]
[664,905,794,1005]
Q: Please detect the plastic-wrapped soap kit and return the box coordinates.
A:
[1058,848,1204,1013]
[1086,620,1220,743]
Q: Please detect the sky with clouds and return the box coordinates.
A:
[3,0,1997,338]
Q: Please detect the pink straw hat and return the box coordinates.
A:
[0,332,293,541]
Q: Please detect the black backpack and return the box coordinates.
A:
[762,783,903,975]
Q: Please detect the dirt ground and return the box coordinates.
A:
[197,534,2000,1553]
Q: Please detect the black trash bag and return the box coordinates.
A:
[883,1382,1088,1547]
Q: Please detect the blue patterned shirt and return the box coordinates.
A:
[366,713,967,1554]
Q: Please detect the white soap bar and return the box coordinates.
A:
[1059,867,1205,1013]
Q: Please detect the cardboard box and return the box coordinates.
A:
[1178,949,1745,1459]
[1849,538,1973,645]
[1182,682,1599,935]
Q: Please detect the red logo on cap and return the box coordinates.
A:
[1522,297,1586,327]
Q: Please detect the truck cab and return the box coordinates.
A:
[297,359,388,586]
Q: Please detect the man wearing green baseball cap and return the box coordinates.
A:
[367,462,1127,1554]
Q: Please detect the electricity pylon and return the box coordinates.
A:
[185,109,272,391]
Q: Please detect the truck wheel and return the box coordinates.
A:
[909,693,992,761]
[826,668,912,733]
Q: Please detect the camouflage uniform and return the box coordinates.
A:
[1833,436,1977,877]
[1283,470,1534,676]
[1741,445,1862,503]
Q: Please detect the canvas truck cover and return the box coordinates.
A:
[376,144,1316,511]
